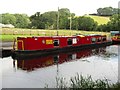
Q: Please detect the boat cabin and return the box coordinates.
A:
[110,31,120,42]
[16,35,107,51]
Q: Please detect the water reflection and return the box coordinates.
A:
[13,46,117,72]
[2,45,118,88]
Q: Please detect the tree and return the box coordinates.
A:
[96,14,120,32]
[77,16,98,31]
[71,17,78,30]
[59,8,74,29]
[107,14,120,31]
[41,11,57,29]
[30,8,75,29]
[30,12,42,29]
[2,13,16,25]
[14,14,30,28]
[97,7,119,16]
[97,24,108,32]
[30,11,57,29]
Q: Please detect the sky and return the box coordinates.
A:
[0,0,119,16]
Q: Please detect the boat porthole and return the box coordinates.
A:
[35,38,38,40]
[42,40,45,44]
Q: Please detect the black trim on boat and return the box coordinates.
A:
[11,41,112,60]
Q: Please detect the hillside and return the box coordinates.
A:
[85,15,110,25]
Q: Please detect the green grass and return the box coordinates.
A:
[1,28,110,42]
[2,35,34,42]
[85,15,110,25]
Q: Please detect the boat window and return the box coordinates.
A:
[102,37,106,41]
[67,38,72,45]
[73,38,77,44]
[91,38,96,43]
[97,38,101,42]
[53,40,59,46]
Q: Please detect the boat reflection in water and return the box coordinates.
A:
[13,47,107,72]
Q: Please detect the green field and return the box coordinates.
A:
[85,15,110,25]
[1,28,110,42]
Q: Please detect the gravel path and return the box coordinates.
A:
[1,42,13,47]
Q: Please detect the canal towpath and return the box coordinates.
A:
[0,42,13,50]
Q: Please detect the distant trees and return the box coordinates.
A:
[1,7,120,32]
[97,14,120,32]
[2,13,30,28]
[59,8,75,29]
[71,17,78,30]
[14,14,30,28]
[29,8,98,31]
[107,14,120,31]
[30,12,44,29]
[97,7,119,16]
[94,7,120,32]
[77,16,98,31]
[29,8,75,29]
[0,10,100,31]
[30,11,58,29]
[2,13,16,25]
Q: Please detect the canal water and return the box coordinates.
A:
[1,45,119,88]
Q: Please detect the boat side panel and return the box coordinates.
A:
[17,35,109,51]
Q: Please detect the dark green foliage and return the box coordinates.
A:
[97,14,120,32]
[30,12,45,29]
[97,24,108,32]
[59,8,72,29]
[107,14,120,31]
[14,14,30,28]
[97,7,119,16]
[71,17,78,30]
[42,11,58,29]
[30,11,57,29]
[29,8,75,29]
[77,16,98,31]
[2,13,30,28]
[2,13,16,25]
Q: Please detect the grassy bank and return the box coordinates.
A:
[1,28,110,42]
[85,15,110,25]
[2,35,34,42]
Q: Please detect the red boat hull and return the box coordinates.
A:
[12,41,112,59]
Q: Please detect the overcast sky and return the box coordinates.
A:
[0,0,119,16]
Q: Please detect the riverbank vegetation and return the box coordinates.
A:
[1,28,110,42]
[45,74,119,89]
[1,7,119,41]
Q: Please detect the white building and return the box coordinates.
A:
[0,23,15,28]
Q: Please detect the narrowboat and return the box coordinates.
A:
[12,34,112,58]
[110,31,120,44]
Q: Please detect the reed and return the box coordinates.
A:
[46,74,119,89]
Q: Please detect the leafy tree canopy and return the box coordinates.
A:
[2,13,16,25]
[97,7,119,16]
